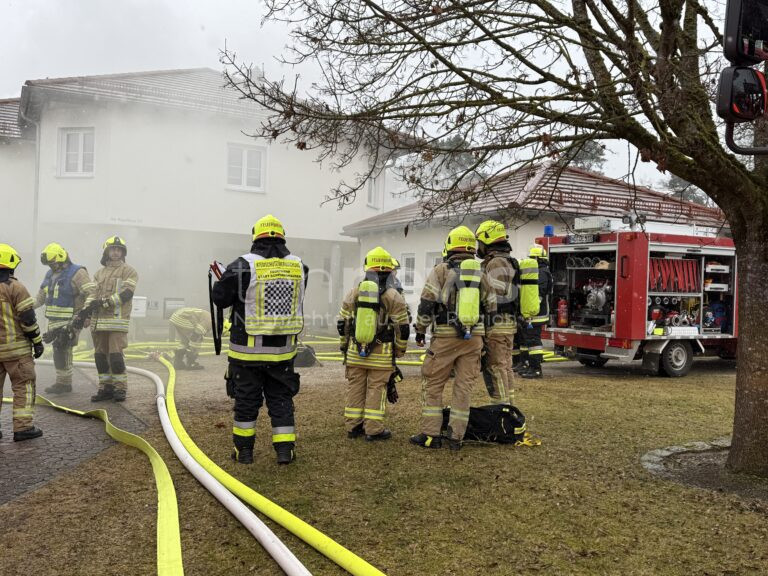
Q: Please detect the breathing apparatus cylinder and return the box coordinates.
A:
[456,259,481,339]
[354,279,379,356]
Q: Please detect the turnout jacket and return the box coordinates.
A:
[212,239,309,365]
[0,272,42,361]
[415,253,497,338]
[481,248,519,335]
[86,260,138,332]
[532,259,553,325]
[170,307,211,337]
[35,264,96,329]
[338,279,410,369]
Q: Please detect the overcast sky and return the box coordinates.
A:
[1,0,666,188]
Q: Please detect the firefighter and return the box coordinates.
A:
[519,244,552,379]
[169,307,211,370]
[338,247,409,441]
[35,242,96,394]
[81,236,138,402]
[0,244,44,441]
[475,220,519,404]
[212,215,307,465]
[410,226,496,450]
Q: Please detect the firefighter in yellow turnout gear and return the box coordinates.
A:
[83,236,138,402]
[411,226,496,450]
[35,243,96,394]
[338,247,410,441]
[476,221,519,404]
[518,245,552,379]
[169,307,211,370]
[212,215,308,465]
[0,244,44,441]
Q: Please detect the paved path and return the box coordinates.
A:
[0,364,146,505]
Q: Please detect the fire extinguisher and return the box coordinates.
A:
[557,298,569,327]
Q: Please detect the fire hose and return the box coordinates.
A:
[14,359,313,576]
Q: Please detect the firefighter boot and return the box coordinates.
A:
[347,422,365,439]
[275,442,295,465]
[409,433,442,449]
[231,446,254,464]
[521,356,542,379]
[91,385,114,402]
[14,426,44,442]
[113,389,127,402]
[173,349,187,370]
[44,382,72,395]
[186,352,204,370]
[365,429,392,442]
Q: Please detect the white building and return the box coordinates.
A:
[342,163,727,312]
[0,68,411,328]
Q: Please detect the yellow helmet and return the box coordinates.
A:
[529,244,548,258]
[390,257,400,270]
[252,214,285,240]
[475,220,508,245]
[364,246,394,271]
[40,242,68,265]
[101,236,127,265]
[0,243,21,270]
[103,236,127,252]
[444,225,476,254]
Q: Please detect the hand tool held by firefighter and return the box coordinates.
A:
[208,261,225,355]
[210,260,226,280]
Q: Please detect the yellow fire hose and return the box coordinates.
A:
[160,356,386,576]
[1,391,184,576]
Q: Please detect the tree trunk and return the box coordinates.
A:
[726,231,768,476]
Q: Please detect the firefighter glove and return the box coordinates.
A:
[33,342,44,359]
[42,331,56,344]
[386,370,401,404]
[415,332,426,347]
[71,315,85,330]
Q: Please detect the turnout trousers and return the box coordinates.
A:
[520,323,545,371]
[0,355,36,432]
[52,330,79,386]
[485,331,515,404]
[92,331,128,392]
[344,365,390,436]
[419,334,483,441]
[228,360,300,453]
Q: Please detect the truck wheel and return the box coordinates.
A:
[578,358,608,368]
[660,341,693,377]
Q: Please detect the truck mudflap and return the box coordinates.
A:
[641,338,705,375]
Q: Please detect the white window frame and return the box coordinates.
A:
[58,128,95,177]
[425,251,443,276]
[226,143,267,192]
[367,176,382,209]
[401,252,416,292]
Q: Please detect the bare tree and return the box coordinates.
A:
[560,139,607,173]
[222,1,768,476]
[666,173,713,206]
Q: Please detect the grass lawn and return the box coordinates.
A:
[1,356,765,575]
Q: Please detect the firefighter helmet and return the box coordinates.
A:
[40,242,68,265]
[391,257,400,270]
[475,220,508,245]
[364,246,394,271]
[529,244,548,259]
[252,214,285,240]
[101,236,127,265]
[0,244,21,270]
[444,226,476,254]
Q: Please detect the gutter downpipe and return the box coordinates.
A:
[18,84,41,277]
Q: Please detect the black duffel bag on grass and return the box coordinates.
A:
[441,404,527,444]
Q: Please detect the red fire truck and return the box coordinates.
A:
[538,231,737,377]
